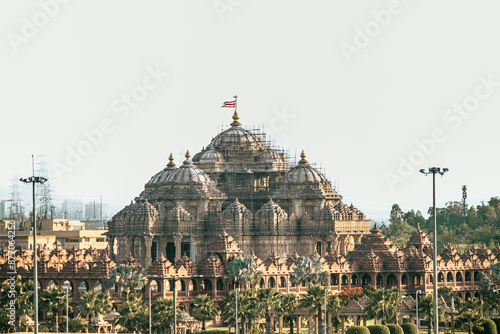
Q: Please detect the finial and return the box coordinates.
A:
[232,111,239,121]
[169,153,174,162]
[185,150,191,159]
[300,150,306,159]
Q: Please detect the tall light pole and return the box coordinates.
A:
[416,290,422,334]
[235,288,240,334]
[63,284,70,333]
[20,155,47,334]
[173,276,177,334]
[420,167,448,334]
[149,285,154,334]
[324,289,330,334]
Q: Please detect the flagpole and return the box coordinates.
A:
[234,95,238,113]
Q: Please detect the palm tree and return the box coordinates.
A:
[363,287,403,325]
[76,291,113,332]
[221,289,261,334]
[0,275,34,332]
[152,297,183,334]
[418,294,445,334]
[290,255,328,286]
[481,263,500,315]
[116,293,148,333]
[300,284,327,334]
[103,264,148,299]
[257,288,281,334]
[191,294,220,330]
[327,294,343,333]
[224,257,262,288]
[455,297,485,334]
[40,286,67,332]
[277,293,297,334]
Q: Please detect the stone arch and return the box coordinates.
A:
[202,279,212,292]
[438,272,445,282]
[268,277,276,288]
[362,274,372,286]
[78,281,88,293]
[474,292,480,298]
[456,272,463,282]
[401,274,408,286]
[341,275,348,286]
[47,280,57,290]
[260,278,265,288]
[474,271,480,282]
[62,280,73,292]
[413,274,422,286]
[150,280,159,292]
[386,274,397,287]
[217,279,224,291]
[280,277,286,288]
[93,280,103,293]
[180,280,186,292]
[331,274,338,285]
[465,292,471,300]
[192,279,198,292]
[376,274,383,286]
[465,271,471,282]
[351,274,358,286]
[447,272,453,282]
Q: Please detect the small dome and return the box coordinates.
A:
[147,153,178,185]
[164,151,215,185]
[199,149,225,164]
[280,151,329,184]
[208,112,265,155]
[258,149,282,164]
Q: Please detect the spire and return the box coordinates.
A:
[231,111,241,127]
[183,150,193,165]
[166,153,176,168]
[299,150,308,165]
[185,150,191,159]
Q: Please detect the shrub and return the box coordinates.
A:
[367,325,391,334]
[387,324,404,334]
[400,323,417,334]
[492,319,500,333]
[473,319,498,334]
[346,326,371,334]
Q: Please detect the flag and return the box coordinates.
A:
[221,100,236,108]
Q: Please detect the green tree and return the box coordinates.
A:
[300,284,327,334]
[152,297,183,334]
[327,294,343,333]
[190,294,220,330]
[116,293,148,333]
[455,298,484,334]
[257,288,280,334]
[418,294,445,334]
[0,275,34,332]
[364,288,402,325]
[76,291,113,332]
[276,293,297,334]
[221,289,261,334]
[290,255,328,286]
[40,286,67,332]
[103,264,148,299]
[224,257,263,288]
[480,263,500,315]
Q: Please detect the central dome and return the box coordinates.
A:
[208,112,265,157]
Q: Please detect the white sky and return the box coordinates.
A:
[1,0,499,221]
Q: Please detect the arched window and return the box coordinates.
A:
[474,271,480,282]
[280,277,286,288]
[47,280,57,290]
[341,275,348,286]
[447,272,453,282]
[268,277,276,288]
[362,274,372,286]
[78,281,88,293]
[180,280,186,292]
[401,275,408,286]
[63,280,73,292]
[413,274,422,286]
[465,272,471,282]
[376,274,383,286]
[150,280,158,293]
[438,273,445,282]
[465,292,471,300]
[351,275,358,286]
[456,272,463,282]
[192,279,198,291]
[387,274,397,287]
[94,281,102,293]
[331,274,338,285]
[202,279,212,292]
[260,278,265,288]
[217,279,224,291]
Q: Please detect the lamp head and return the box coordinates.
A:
[419,169,426,174]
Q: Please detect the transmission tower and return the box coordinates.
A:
[8,175,23,224]
[462,185,467,217]
[35,155,56,219]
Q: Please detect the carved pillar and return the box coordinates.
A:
[331,234,338,254]
[144,236,153,268]
[341,316,345,334]
[297,316,301,334]
[173,235,182,262]
[279,315,283,334]
[308,314,313,334]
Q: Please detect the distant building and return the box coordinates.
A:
[84,202,109,221]
[61,199,83,220]
[0,200,8,219]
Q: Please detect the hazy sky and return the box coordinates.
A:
[1,0,500,221]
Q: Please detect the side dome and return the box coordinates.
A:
[258,149,282,164]
[208,112,265,157]
[280,151,329,184]
[165,151,215,185]
[147,153,178,185]
[199,149,225,164]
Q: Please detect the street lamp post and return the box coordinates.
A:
[416,290,422,334]
[173,276,177,334]
[63,284,70,333]
[420,167,448,334]
[324,289,330,334]
[20,155,48,334]
[149,286,154,334]
[235,288,240,334]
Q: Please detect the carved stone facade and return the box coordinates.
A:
[106,112,371,267]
